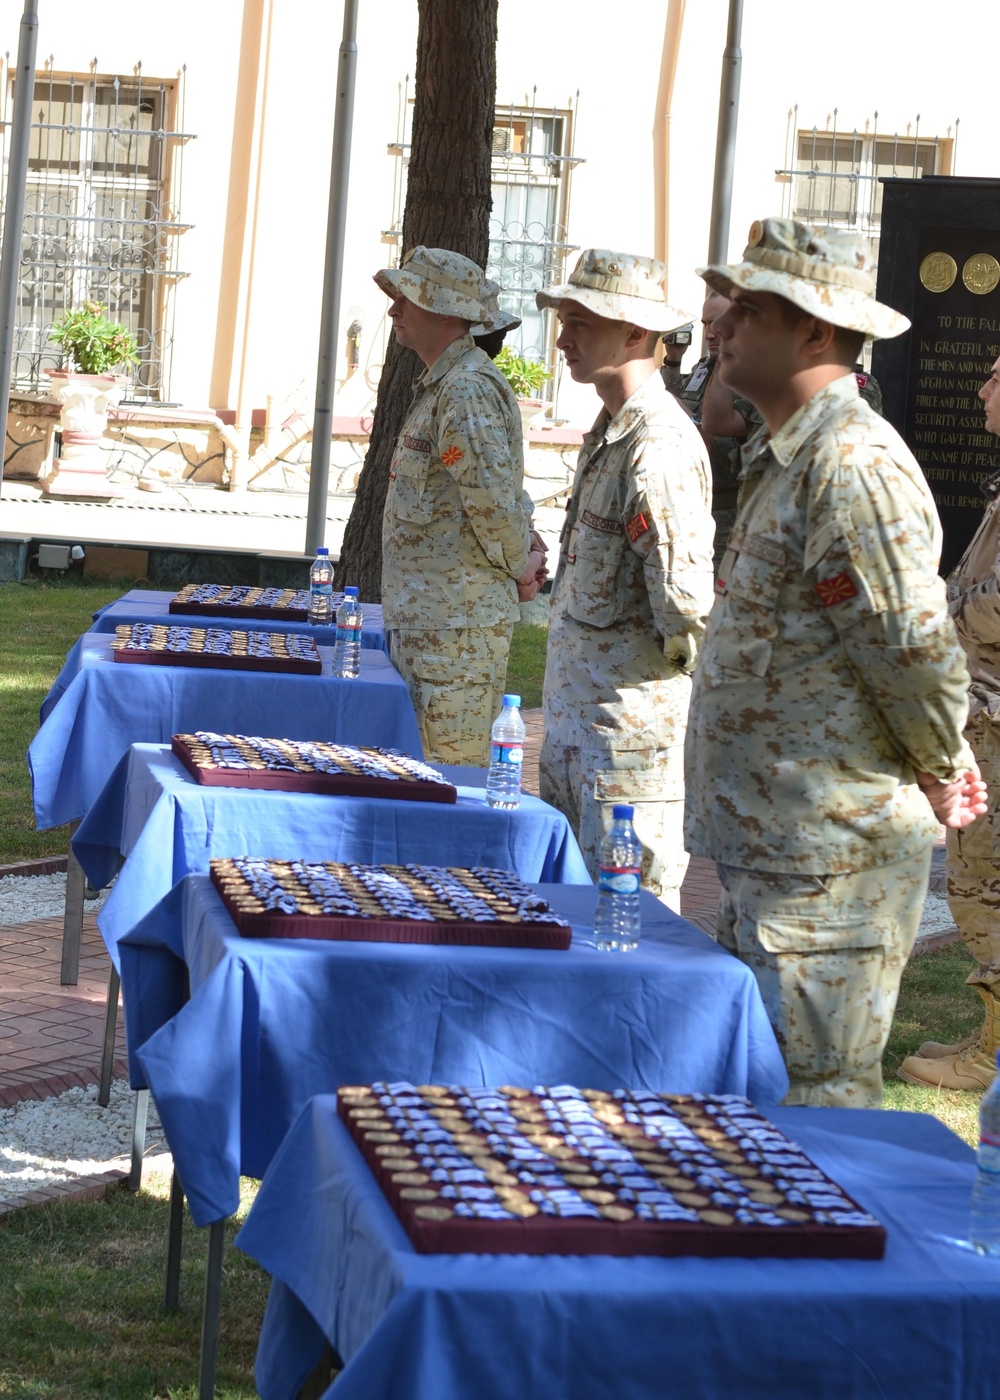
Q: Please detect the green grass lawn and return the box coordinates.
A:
[0,1172,267,1400]
[0,579,124,865]
[504,621,547,709]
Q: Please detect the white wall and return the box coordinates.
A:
[6,0,999,428]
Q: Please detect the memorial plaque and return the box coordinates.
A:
[874,178,1000,575]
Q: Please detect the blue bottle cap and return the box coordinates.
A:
[502,694,521,707]
[344,586,359,596]
[612,804,634,820]
[315,546,329,556]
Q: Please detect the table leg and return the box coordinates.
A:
[60,822,85,986]
[165,1169,185,1310]
[98,966,120,1107]
[198,1220,226,1400]
[128,1089,149,1191]
[297,1346,338,1399]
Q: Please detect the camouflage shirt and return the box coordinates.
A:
[544,372,715,740]
[948,476,1000,718]
[666,355,763,511]
[382,335,530,630]
[685,373,973,875]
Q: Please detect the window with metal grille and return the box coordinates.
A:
[486,96,581,389]
[0,63,193,402]
[385,87,583,406]
[776,108,957,258]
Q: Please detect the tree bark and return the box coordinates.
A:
[335,0,498,596]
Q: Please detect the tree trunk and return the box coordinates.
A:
[335,0,498,596]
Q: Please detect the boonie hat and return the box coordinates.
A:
[698,218,909,340]
[472,285,522,336]
[536,248,690,333]
[374,246,493,322]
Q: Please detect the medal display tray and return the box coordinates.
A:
[171,733,458,804]
[168,582,324,622]
[338,1082,886,1259]
[211,858,573,949]
[110,623,322,675]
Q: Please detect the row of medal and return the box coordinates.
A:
[182,732,450,786]
[115,623,318,661]
[174,583,314,612]
[341,1082,877,1230]
[212,858,568,926]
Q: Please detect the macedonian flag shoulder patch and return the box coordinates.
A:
[815,570,858,607]
[441,445,463,467]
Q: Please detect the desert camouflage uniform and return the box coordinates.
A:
[382,333,530,765]
[685,374,973,1106]
[667,354,764,570]
[946,471,1000,995]
[540,372,715,909]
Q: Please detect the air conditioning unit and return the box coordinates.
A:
[492,127,514,154]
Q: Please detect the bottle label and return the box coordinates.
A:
[311,582,333,598]
[336,624,362,641]
[979,1135,1000,1173]
[598,865,641,895]
[491,742,523,766]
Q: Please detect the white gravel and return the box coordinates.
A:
[0,870,108,925]
[0,1080,167,1206]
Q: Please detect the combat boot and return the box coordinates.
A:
[898,988,1000,1091]
[915,1029,979,1058]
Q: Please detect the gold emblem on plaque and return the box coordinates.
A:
[918,252,957,293]
[963,253,1000,296]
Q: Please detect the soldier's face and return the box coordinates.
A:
[387,294,441,355]
[980,357,1000,436]
[702,294,730,359]
[713,289,803,399]
[555,301,631,383]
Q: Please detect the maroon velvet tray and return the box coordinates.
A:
[110,625,322,675]
[210,860,572,950]
[168,584,311,622]
[170,735,457,804]
[338,1086,887,1260]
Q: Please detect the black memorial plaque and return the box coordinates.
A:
[874,178,1000,575]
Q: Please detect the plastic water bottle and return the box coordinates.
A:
[593,805,643,952]
[308,546,334,625]
[332,586,363,679]
[971,1052,1000,1256]
[485,694,525,809]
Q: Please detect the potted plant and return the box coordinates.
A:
[494,345,550,433]
[42,302,140,497]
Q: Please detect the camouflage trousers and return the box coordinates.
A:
[539,737,688,912]
[716,849,931,1107]
[947,709,1000,993]
[389,623,513,767]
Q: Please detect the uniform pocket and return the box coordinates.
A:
[565,525,624,629]
[755,915,888,956]
[710,533,788,677]
[390,449,433,525]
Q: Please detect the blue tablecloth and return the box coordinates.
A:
[237,1100,998,1400]
[119,877,788,1225]
[28,636,421,829]
[71,744,590,968]
[41,589,386,723]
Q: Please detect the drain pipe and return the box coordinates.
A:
[652,0,686,276]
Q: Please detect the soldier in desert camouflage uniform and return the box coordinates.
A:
[685,217,986,1107]
[663,292,764,569]
[376,247,543,764]
[898,354,1000,1092]
[535,250,715,910]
